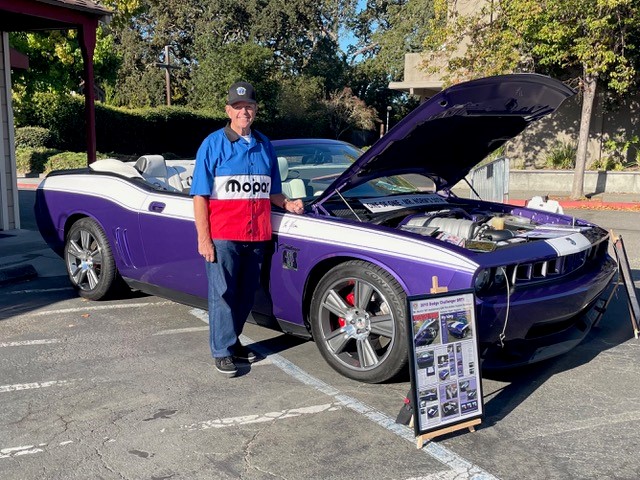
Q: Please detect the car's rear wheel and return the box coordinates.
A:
[64,218,117,300]
[309,260,408,383]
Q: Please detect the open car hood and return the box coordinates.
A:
[313,74,575,206]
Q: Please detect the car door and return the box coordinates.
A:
[137,190,207,299]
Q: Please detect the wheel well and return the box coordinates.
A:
[302,256,355,331]
[302,255,407,332]
[63,213,88,239]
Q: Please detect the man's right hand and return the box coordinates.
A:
[199,240,215,263]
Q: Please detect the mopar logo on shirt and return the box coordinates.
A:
[213,174,271,199]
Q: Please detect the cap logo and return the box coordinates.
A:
[236,87,246,96]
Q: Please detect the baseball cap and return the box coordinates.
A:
[227,81,257,105]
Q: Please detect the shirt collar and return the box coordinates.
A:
[223,123,264,143]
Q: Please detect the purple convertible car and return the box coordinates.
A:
[35,74,616,383]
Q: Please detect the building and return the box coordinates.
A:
[0,0,111,230]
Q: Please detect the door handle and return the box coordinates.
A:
[149,201,166,213]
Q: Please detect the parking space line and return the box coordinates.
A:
[154,326,209,336]
[181,403,341,431]
[188,309,497,479]
[0,441,74,460]
[3,287,73,295]
[27,301,174,317]
[0,339,61,348]
[0,379,77,393]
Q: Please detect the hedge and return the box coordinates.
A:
[17,93,337,157]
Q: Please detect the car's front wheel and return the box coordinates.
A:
[309,260,408,383]
[64,218,118,300]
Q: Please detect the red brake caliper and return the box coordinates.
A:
[338,289,355,328]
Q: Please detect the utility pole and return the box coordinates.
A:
[156,45,180,106]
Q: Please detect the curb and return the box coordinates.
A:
[508,198,640,211]
[0,264,38,286]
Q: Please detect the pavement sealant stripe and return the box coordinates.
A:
[189,308,498,480]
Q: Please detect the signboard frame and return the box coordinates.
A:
[406,289,484,438]
[612,234,640,338]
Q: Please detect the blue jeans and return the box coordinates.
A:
[206,240,266,358]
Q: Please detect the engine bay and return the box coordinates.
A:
[321,195,594,252]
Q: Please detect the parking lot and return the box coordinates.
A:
[1,193,640,479]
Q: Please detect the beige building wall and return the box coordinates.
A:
[0,31,19,230]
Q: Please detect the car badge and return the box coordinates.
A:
[237,87,246,96]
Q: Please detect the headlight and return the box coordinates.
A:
[474,268,491,292]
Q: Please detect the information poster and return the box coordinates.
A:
[407,290,483,436]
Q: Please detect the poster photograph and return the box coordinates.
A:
[407,289,483,436]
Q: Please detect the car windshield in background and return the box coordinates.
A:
[274,141,435,200]
[343,174,435,199]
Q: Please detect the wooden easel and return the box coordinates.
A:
[412,276,481,449]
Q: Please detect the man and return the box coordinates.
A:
[190,81,304,377]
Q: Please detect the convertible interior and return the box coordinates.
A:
[88,155,345,199]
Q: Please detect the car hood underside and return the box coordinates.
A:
[314,74,575,206]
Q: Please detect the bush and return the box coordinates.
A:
[545,141,576,169]
[16,147,60,175]
[15,126,55,149]
[43,151,92,174]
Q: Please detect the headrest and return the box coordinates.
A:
[89,159,143,179]
[135,155,167,177]
[277,156,289,181]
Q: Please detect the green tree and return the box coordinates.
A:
[423,0,640,199]
[325,87,378,138]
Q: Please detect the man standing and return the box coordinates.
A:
[190,81,304,377]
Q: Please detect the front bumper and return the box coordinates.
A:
[476,256,617,369]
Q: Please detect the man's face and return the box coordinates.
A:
[225,101,257,132]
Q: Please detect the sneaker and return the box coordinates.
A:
[233,343,257,363]
[215,356,238,376]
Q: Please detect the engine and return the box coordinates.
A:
[398,208,534,250]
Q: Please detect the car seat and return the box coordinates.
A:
[134,155,182,192]
[277,156,307,199]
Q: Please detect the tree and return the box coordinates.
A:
[346,0,435,126]
[324,87,378,138]
[422,0,640,198]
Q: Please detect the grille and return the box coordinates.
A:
[506,240,607,286]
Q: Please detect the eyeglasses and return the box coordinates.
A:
[229,104,256,111]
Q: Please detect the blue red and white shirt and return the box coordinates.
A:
[190,125,282,241]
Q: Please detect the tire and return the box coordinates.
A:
[309,260,408,383]
[64,218,118,300]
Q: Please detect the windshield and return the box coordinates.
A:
[274,141,435,200]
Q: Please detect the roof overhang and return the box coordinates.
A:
[0,0,112,31]
[388,80,444,100]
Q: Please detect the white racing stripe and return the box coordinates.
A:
[188,308,497,480]
[0,379,77,393]
[0,339,61,348]
[544,232,592,256]
[181,403,341,431]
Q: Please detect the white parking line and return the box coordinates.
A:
[0,441,74,459]
[27,301,174,317]
[154,326,209,336]
[0,379,77,393]
[3,287,73,295]
[0,339,61,348]
[181,403,341,431]
[188,309,497,480]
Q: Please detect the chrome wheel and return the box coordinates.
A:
[66,228,103,291]
[64,218,117,300]
[310,260,408,383]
